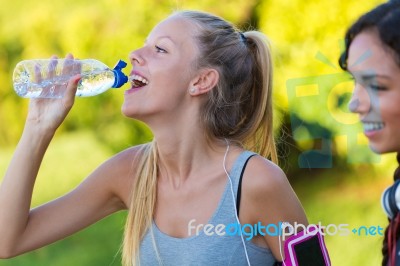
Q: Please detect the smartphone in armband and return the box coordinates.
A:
[283,225,331,266]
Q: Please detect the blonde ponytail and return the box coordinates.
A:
[243,31,277,163]
[122,141,158,266]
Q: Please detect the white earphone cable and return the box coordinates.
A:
[223,139,251,266]
[278,233,287,266]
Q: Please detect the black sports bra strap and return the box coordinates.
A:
[236,154,256,216]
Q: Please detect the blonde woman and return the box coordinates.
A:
[0,10,309,265]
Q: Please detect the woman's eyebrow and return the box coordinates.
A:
[350,71,391,81]
[144,36,175,45]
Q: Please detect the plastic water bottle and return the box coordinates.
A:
[12,59,129,98]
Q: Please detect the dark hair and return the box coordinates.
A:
[338,2,400,265]
[339,1,400,70]
[382,154,400,266]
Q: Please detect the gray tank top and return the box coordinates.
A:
[139,151,277,265]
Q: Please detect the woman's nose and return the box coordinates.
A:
[348,98,359,113]
[348,84,371,114]
[129,49,144,66]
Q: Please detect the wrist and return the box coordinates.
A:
[22,120,56,143]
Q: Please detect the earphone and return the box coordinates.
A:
[381,180,400,266]
[279,223,290,266]
[381,180,400,219]
[223,141,330,266]
[223,139,286,266]
[222,139,252,266]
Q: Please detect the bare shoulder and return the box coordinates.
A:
[85,144,146,210]
[102,144,143,171]
[243,155,289,194]
[6,144,149,256]
[241,155,307,225]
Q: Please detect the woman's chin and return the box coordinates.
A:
[121,105,136,118]
[369,143,398,155]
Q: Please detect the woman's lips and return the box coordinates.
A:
[362,122,385,138]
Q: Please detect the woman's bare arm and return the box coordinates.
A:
[0,128,136,258]
[240,156,308,261]
[0,60,136,258]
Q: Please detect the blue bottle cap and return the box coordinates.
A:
[112,60,128,88]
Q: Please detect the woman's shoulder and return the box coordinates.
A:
[100,143,153,181]
[96,143,151,209]
[241,153,298,208]
[108,143,150,166]
[243,153,288,191]
[241,152,307,226]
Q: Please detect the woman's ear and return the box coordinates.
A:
[189,68,219,96]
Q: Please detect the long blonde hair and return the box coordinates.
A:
[122,10,277,266]
[122,142,158,266]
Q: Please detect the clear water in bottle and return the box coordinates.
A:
[76,70,115,97]
[13,59,128,98]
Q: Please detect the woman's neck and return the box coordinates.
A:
[154,135,228,186]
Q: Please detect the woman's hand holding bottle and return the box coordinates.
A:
[25,54,81,134]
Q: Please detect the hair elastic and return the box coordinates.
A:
[239,32,247,43]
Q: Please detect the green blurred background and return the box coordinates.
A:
[0,0,394,265]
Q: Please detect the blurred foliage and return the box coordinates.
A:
[257,0,385,168]
[0,0,257,151]
[0,0,395,265]
[0,131,124,266]
[0,0,385,158]
[0,0,386,160]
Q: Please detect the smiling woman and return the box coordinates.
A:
[345,32,400,154]
[339,1,400,265]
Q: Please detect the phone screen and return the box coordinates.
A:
[293,235,326,266]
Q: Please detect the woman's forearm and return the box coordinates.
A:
[0,124,55,257]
